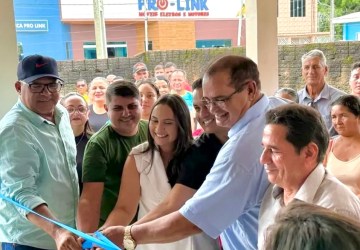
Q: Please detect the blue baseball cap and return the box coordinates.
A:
[17,54,63,84]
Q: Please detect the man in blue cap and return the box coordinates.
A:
[0,55,81,250]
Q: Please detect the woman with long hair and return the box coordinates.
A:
[61,92,93,193]
[136,79,160,121]
[324,95,360,197]
[154,75,170,96]
[101,94,219,250]
[88,77,109,131]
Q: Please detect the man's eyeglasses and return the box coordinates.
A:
[77,84,87,88]
[201,81,249,109]
[25,80,63,93]
[66,106,88,115]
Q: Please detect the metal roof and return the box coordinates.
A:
[332,12,360,24]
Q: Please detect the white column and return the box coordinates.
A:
[0,0,18,119]
[93,0,108,58]
[246,0,278,96]
[144,0,149,51]
[330,0,335,41]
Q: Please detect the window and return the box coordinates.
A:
[290,0,305,17]
[83,42,128,59]
[144,41,153,51]
[195,39,232,48]
[65,42,72,60]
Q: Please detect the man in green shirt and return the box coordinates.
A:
[0,54,80,250]
[77,80,147,233]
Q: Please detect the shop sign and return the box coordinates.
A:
[16,20,48,32]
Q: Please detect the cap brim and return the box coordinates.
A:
[133,68,147,74]
[22,74,63,84]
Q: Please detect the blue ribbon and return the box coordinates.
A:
[0,194,121,250]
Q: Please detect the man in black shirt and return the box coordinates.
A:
[135,78,229,224]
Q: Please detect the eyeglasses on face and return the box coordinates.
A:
[201,81,250,109]
[77,84,87,88]
[25,80,63,93]
[66,106,88,115]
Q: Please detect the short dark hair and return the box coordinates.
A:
[154,75,169,85]
[164,62,177,69]
[264,201,360,250]
[331,95,360,117]
[136,78,160,98]
[143,94,193,186]
[192,78,202,91]
[265,104,329,163]
[106,80,139,104]
[204,55,261,90]
[351,62,360,71]
[154,64,164,71]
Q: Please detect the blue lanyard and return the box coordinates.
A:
[0,193,121,250]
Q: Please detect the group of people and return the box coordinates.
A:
[74,61,195,133]
[1,49,360,250]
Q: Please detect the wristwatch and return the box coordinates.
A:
[123,225,137,250]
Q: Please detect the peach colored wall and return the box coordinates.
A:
[278,0,317,35]
[70,23,138,60]
[195,20,240,46]
[136,21,196,53]
[69,20,240,59]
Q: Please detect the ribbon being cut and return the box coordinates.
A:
[0,193,121,250]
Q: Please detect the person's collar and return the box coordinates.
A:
[313,83,331,101]
[111,123,139,138]
[54,103,66,122]
[272,164,326,203]
[300,83,330,102]
[293,163,325,203]
[17,99,63,126]
[228,94,268,138]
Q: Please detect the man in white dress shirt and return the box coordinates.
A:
[258,104,360,249]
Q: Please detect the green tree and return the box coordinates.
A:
[318,0,360,40]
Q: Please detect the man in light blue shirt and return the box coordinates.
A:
[298,49,345,133]
[99,55,286,250]
[0,55,81,250]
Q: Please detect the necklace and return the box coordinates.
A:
[76,132,86,147]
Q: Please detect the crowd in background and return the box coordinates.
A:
[1,50,360,250]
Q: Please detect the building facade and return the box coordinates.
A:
[14,0,326,61]
[61,0,244,60]
[14,0,72,60]
[277,0,330,44]
[333,12,360,41]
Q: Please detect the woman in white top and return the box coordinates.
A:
[325,95,360,197]
[102,94,219,250]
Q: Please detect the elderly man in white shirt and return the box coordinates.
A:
[258,104,360,249]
